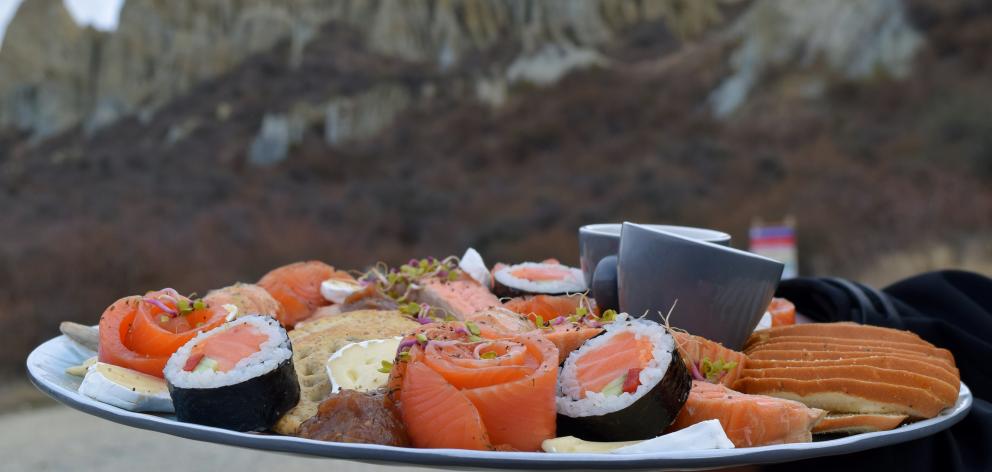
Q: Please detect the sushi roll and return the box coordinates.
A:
[556,314,691,441]
[164,315,299,431]
[492,261,586,297]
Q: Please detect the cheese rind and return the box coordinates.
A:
[78,362,174,412]
[326,338,402,393]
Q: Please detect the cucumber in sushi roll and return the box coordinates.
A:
[556,314,691,441]
[164,315,299,431]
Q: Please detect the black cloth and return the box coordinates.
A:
[762,270,992,472]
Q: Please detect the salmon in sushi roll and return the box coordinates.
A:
[164,315,299,431]
[556,314,691,441]
[492,261,586,297]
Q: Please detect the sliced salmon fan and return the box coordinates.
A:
[668,380,826,447]
[257,261,355,328]
[672,331,747,387]
[501,294,605,363]
[388,323,559,451]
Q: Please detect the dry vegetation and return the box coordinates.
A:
[1,2,991,378]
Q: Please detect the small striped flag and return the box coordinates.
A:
[749,221,798,279]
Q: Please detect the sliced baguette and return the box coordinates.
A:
[745,342,955,368]
[744,335,953,364]
[733,377,950,418]
[812,413,908,435]
[744,356,961,389]
[746,322,927,350]
[739,365,959,406]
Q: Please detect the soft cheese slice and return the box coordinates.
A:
[326,338,402,393]
[320,278,363,304]
[78,362,174,412]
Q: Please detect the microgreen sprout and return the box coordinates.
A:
[361,256,464,303]
[466,321,481,336]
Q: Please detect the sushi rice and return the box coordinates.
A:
[493,262,586,296]
[165,315,292,389]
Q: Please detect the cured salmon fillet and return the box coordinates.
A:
[668,381,825,447]
[504,294,591,321]
[502,295,602,363]
[466,306,602,364]
[745,336,954,364]
[672,331,747,386]
[745,322,928,350]
[812,413,907,435]
[391,325,558,451]
[744,356,961,390]
[258,261,355,328]
[768,298,796,327]
[416,279,501,320]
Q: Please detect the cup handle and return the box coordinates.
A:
[591,255,619,312]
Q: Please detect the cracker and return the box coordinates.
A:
[273,310,419,435]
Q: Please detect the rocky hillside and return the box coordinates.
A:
[1,0,991,377]
[0,0,739,140]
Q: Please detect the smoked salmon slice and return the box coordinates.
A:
[767,298,796,327]
[672,331,747,386]
[668,380,825,447]
[503,294,603,363]
[98,290,228,377]
[416,279,501,320]
[504,294,593,323]
[400,362,491,450]
[390,325,558,451]
[257,261,355,328]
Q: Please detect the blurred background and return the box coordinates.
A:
[0,0,990,468]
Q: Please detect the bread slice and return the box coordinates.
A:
[739,365,959,406]
[744,335,954,364]
[812,413,908,435]
[744,356,961,389]
[733,377,950,418]
[746,322,928,350]
[272,310,419,435]
[745,342,955,369]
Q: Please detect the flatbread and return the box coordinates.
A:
[272,309,419,435]
[812,413,908,435]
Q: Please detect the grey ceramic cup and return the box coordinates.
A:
[616,222,783,350]
[579,223,731,286]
